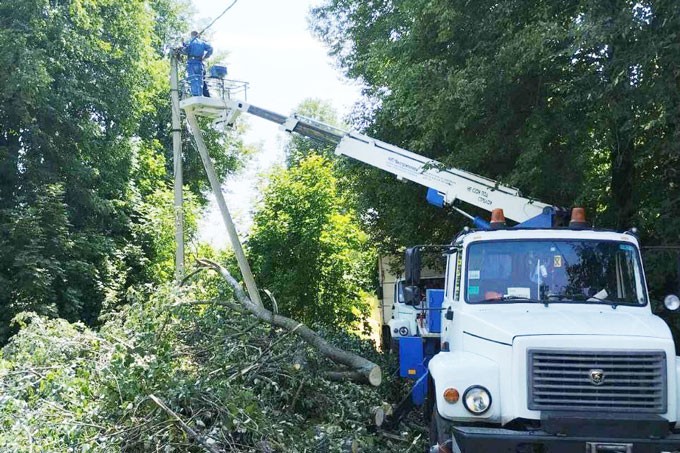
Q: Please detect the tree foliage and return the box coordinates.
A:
[0,0,246,341]
[248,154,375,329]
[311,1,680,286]
[0,283,418,452]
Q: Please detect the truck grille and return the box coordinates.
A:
[528,349,666,413]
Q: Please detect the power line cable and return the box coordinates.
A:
[174,0,238,66]
[197,0,239,37]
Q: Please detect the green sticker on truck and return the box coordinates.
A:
[468,285,480,295]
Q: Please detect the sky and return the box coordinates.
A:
[190,0,362,249]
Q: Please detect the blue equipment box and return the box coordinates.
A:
[426,289,445,333]
[399,336,424,379]
[399,336,429,405]
[209,65,227,78]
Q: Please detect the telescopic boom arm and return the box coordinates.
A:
[181,96,555,225]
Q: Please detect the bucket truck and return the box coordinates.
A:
[181,90,680,453]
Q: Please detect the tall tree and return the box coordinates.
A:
[311,0,680,261]
[0,0,245,341]
[247,155,375,329]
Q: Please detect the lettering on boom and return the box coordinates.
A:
[386,157,456,188]
[387,157,420,173]
[467,186,493,205]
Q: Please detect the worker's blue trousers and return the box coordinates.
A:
[186,60,204,96]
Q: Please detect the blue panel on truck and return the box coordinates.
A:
[426,289,445,333]
[399,336,429,405]
[515,208,554,228]
[399,337,424,379]
[412,373,428,406]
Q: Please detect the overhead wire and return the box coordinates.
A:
[197,0,239,37]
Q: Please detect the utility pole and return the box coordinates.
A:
[170,54,184,283]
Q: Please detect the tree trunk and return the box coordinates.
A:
[0,131,19,210]
[610,134,635,230]
[196,258,382,386]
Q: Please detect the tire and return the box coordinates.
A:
[428,403,438,451]
[390,336,400,355]
[381,325,391,352]
[423,375,435,424]
[429,403,456,453]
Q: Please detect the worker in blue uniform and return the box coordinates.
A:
[182,31,213,96]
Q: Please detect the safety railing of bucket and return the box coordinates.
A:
[179,74,249,102]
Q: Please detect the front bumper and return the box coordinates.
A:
[452,426,680,453]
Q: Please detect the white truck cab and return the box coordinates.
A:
[378,256,445,350]
[422,223,680,452]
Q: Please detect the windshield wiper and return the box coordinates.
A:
[587,294,622,308]
[478,295,544,304]
[548,293,625,308]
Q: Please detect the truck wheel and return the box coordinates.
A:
[423,375,435,424]
[381,325,391,352]
[429,403,456,453]
[390,336,400,355]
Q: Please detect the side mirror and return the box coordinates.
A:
[403,285,421,305]
[405,247,421,286]
[664,294,680,311]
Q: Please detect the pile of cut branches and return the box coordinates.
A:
[0,278,426,451]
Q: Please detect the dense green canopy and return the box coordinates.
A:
[246,100,376,330]
[0,0,245,341]
[248,154,374,329]
[311,0,680,297]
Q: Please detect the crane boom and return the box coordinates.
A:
[181,96,555,225]
[333,132,551,223]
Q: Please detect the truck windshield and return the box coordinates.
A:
[465,240,647,306]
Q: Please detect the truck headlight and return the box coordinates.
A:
[664,294,680,311]
[463,386,491,415]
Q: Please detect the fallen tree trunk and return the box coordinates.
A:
[196,258,382,387]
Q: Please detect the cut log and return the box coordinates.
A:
[291,351,308,372]
[371,403,394,427]
[324,369,382,386]
[196,258,382,387]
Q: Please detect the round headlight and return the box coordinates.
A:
[398,326,409,336]
[664,294,680,311]
[463,386,491,415]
